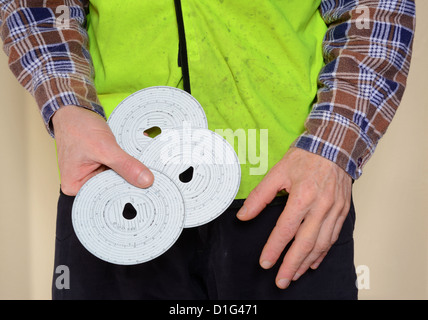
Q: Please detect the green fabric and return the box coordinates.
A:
[87,0,327,199]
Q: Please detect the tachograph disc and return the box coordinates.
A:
[108,86,208,159]
[72,169,185,265]
[139,127,241,228]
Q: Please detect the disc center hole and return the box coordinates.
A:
[143,126,162,138]
[122,203,137,220]
[179,166,194,183]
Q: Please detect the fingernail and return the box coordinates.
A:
[260,260,273,269]
[138,172,153,188]
[292,272,301,281]
[236,205,247,218]
[311,262,320,270]
[277,278,290,289]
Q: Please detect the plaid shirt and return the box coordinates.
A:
[0,0,416,180]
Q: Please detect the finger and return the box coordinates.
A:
[294,209,338,278]
[309,211,347,270]
[310,251,328,270]
[236,169,283,221]
[275,213,324,289]
[331,199,351,244]
[104,145,154,189]
[307,198,350,271]
[258,191,311,270]
[294,192,350,277]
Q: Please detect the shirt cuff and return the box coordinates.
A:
[34,74,106,137]
[291,110,376,180]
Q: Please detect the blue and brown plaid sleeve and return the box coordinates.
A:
[292,0,416,179]
[0,0,105,137]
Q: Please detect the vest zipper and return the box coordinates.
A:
[174,0,191,94]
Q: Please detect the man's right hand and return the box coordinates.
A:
[52,105,154,196]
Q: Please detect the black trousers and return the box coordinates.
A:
[52,190,358,300]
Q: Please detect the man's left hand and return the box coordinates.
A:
[236,147,352,289]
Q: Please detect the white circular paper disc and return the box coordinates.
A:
[108,86,208,159]
[139,127,241,228]
[72,169,185,265]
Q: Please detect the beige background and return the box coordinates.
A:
[0,1,427,300]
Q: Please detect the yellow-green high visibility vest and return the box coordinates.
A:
[87,0,327,199]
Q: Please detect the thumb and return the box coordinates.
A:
[236,168,282,221]
[105,145,154,189]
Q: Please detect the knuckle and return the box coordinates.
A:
[318,195,335,211]
[120,156,135,172]
[335,199,346,213]
[96,140,115,163]
[299,238,315,254]
[91,135,120,164]
[248,186,269,207]
[342,200,351,215]
[315,240,330,253]
[276,223,296,241]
